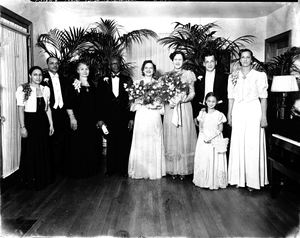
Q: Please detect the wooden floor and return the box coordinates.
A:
[1,155,300,238]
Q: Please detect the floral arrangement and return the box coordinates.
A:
[159,71,190,103]
[124,80,162,106]
[124,71,190,106]
[103,77,109,83]
[44,77,50,84]
[22,83,32,102]
[231,70,239,86]
[73,79,81,93]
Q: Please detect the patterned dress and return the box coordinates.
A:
[163,70,197,176]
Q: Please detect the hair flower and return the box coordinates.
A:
[73,79,81,93]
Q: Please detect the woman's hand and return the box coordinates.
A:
[260,117,268,128]
[49,125,54,136]
[70,116,78,130]
[227,113,232,127]
[291,106,300,118]
[203,136,211,143]
[20,127,28,138]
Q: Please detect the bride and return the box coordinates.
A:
[128,60,166,179]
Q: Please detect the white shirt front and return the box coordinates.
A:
[49,72,64,109]
[204,70,216,103]
[112,75,120,97]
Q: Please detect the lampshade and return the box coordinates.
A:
[271,75,299,92]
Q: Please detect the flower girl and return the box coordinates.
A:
[193,92,228,189]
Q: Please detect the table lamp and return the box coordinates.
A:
[271,75,299,119]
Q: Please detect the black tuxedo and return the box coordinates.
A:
[193,71,228,117]
[192,71,230,139]
[41,71,68,174]
[96,73,134,175]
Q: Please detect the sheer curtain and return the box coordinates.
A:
[127,34,174,81]
[0,20,28,178]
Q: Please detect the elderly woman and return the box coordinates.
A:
[16,66,54,190]
[64,61,99,178]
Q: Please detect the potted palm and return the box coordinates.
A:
[157,21,256,75]
[36,18,158,83]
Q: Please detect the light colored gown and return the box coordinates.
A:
[163,69,197,176]
[128,78,166,180]
[193,110,228,189]
[227,69,269,189]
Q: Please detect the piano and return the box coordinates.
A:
[268,134,300,198]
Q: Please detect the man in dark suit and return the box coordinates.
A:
[192,52,229,137]
[42,56,68,175]
[96,56,134,178]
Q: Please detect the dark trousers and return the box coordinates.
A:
[105,121,132,175]
[50,107,67,174]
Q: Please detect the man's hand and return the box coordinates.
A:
[96,120,104,129]
[128,120,134,131]
[194,118,199,127]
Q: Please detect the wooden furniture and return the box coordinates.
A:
[268,134,300,198]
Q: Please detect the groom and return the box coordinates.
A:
[96,56,134,178]
[192,52,229,136]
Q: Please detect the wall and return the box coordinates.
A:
[266,3,300,47]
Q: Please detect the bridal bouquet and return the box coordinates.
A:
[124,80,162,106]
[159,71,190,103]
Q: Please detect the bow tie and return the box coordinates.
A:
[111,73,119,78]
[52,74,59,78]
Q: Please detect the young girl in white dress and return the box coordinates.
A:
[193,92,228,189]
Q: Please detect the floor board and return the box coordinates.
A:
[1,160,300,238]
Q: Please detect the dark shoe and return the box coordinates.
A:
[172,175,177,180]
[123,173,128,177]
[247,187,254,192]
[180,175,185,181]
[105,172,112,178]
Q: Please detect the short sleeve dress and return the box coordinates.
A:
[193,110,228,189]
[163,69,197,176]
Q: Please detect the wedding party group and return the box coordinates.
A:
[15,48,269,192]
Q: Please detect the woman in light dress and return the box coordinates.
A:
[128,60,166,179]
[193,92,228,189]
[227,49,269,191]
[163,51,197,180]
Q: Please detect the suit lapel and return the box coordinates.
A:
[213,73,222,92]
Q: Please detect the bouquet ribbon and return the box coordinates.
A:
[172,104,182,127]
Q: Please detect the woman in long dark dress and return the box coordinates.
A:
[64,61,99,178]
[16,66,54,190]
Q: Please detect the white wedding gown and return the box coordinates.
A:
[128,104,166,180]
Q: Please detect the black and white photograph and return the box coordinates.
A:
[1,0,300,237]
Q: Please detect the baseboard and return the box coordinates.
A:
[1,170,19,194]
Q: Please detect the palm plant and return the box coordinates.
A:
[36,18,158,81]
[158,22,255,75]
[255,46,300,77]
[36,26,92,79]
